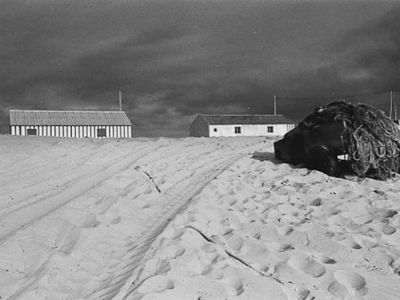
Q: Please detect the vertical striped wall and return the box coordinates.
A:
[10,125,133,138]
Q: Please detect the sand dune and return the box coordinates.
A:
[1,136,400,299]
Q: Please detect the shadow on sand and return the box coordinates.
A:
[251,151,306,170]
[251,151,279,163]
[251,151,357,180]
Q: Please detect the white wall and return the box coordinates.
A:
[209,124,294,137]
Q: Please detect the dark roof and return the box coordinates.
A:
[9,110,132,126]
[197,114,294,125]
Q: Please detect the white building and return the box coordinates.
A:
[9,110,133,138]
[190,114,295,137]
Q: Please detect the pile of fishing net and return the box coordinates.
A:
[299,100,400,180]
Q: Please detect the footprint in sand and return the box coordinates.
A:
[155,259,171,275]
[375,208,398,219]
[296,287,311,300]
[277,243,294,252]
[225,234,244,251]
[328,270,367,297]
[393,266,400,277]
[144,186,153,195]
[328,280,348,299]
[201,264,213,275]
[309,197,322,207]
[201,242,217,254]
[319,255,336,264]
[110,216,121,224]
[350,239,362,249]
[240,238,271,269]
[82,213,99,228]
[280,225,294,236]
[223,273,245,296]
[288,254,326,277]
[381,224,396,235]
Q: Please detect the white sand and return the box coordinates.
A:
[1,136,400,299]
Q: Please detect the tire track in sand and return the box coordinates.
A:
[1,139,266,299]
[2,144,169,299]
[85,154,246,300]
[0,149,136,218]
[6,221,81,300]
[0,145,164,244]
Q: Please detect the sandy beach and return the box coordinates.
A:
[1,136,400,299]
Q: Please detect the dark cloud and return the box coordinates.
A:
[337,7,400,89]
[1,0,399,136]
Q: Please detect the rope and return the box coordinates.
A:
[299,100,400,180]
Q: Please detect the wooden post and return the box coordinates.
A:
[273,95,277,116]
[119,90,122,111]
[390,90,393,119]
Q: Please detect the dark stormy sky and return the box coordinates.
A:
[1,0,400,136]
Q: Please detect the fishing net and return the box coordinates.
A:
[298,100,400,180]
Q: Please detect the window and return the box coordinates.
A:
[234,126,241,134]
[27,128,37,135]
[97,128,106,137]
[213,128,217,132]
[267,126,274,133]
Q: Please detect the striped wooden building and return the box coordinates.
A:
[9,110,133,138]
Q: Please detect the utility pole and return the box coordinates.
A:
[395,91,398,121]
[119,90,122,111]
[273,95,277,116]
[390,90,393,119]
